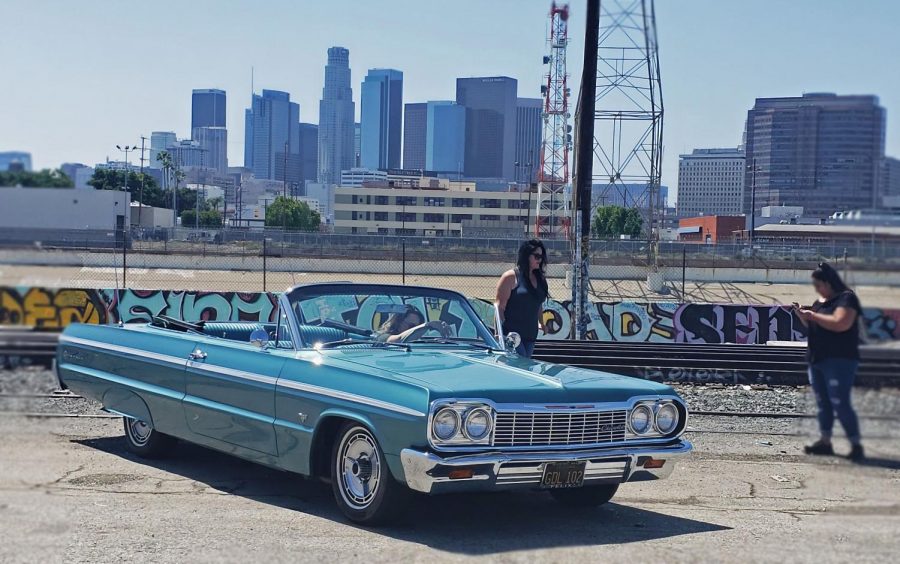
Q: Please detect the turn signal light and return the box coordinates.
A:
[643,458,665,469]
[448,468,474,480]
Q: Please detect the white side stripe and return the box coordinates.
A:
[277,379,425,417]
[59,335,187,366]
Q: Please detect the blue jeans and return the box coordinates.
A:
[515,340,536,358]
[809,358,861,443]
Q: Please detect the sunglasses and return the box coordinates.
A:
[531,252,544,260]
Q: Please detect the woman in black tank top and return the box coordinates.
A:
[495,239,549,357]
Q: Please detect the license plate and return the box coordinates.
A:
[540,461,586,489]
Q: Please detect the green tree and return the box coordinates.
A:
[0,169,74,188]
[180,209,196,227]
[199,210,222,228]
[87,169,169,208]
[207,196,223,213]
[176,187,198,215]
[591,205,643,238]
[265,196,321,231]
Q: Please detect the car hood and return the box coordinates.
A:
[332,347,676,404]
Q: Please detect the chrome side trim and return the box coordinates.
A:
[186,361,278,386]
[277,379,425,418]
[58,335,188,367]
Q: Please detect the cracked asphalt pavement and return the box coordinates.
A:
[1,373,899,562]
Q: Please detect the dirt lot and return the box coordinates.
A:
[1,371,899,563]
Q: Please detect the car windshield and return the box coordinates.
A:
[285,284,499,349]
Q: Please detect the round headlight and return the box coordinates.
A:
[464,408,492,440]
[432,408,461,441]
[655,403,679,434]
[630,404,653,435]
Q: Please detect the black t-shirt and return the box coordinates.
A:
[807,290,863,363]
[502,268,547,341]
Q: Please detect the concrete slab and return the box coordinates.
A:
[0,415,897,563]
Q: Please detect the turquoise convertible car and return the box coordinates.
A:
[57,283,691,525]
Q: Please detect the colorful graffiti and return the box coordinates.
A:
[0,288,107,328]
[674,304,806,345]
[1,286,898,344]
[103,290,279,324]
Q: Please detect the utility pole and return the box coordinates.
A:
[749,156,757,246]
[137,136,147,230]
[572,0,600,340]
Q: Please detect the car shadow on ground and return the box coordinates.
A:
[75,436,730,555]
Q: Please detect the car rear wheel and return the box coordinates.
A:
[550,484,618,507]
[330,422,407,525]
[123,417,175,458]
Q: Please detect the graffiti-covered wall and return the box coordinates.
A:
[1,286,898,343]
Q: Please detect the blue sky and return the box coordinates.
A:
[2,0,898,197]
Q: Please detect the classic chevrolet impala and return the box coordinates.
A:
[57,283,691,524]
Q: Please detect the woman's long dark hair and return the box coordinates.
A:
[516,239,549,297]
[812,262,850,294]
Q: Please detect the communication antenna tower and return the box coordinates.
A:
[535,2,572,239]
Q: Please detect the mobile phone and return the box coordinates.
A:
[791,302,801,309]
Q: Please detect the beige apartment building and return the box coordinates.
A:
[333,180,568,237]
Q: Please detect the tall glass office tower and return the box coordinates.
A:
[743,93,885,218]
[360,69,403,170]
[317,47,356,184]
[191,89,226,129]
[456,76,518,180]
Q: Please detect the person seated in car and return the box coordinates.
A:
[377,305,450,343]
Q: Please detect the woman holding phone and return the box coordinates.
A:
[793,262,864,461]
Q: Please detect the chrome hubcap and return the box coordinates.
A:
[338,430,381,509]
[127,418,152,446]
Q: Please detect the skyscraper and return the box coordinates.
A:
[743,93,885,218]
[244,89,301,183]
[403,103,427,170]
[515,98,542,183]
[191,89,226,129]
[299,123,319,184]
[191,126,228,173]
[149,132,177,168]
[0,151,32,171]
[318,47,355,185]
[456,76,518,180]
[677,148,745,217]
[425,101,465,174]
[360,68,403,169]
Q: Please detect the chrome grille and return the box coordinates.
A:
[493,409,628,447]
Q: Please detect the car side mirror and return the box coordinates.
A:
[505,332,522,351]
[249,328,269,348]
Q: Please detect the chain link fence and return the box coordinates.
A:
[1,227,898,300]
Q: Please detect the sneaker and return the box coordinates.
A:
[804,440,834,455]
[848,444,865,461]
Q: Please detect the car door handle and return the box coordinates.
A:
[189,349,207,360]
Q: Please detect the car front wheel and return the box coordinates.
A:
[123,417,176,458]
[550,484,619,507]
[330,422,407,525]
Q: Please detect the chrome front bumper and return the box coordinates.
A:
[400,439,692,494]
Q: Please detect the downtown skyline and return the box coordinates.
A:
[3,0,900,196]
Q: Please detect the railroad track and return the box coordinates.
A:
[533,340,900,387]
[3,327,899,387]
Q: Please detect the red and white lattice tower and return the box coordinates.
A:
[535,2,571,239]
